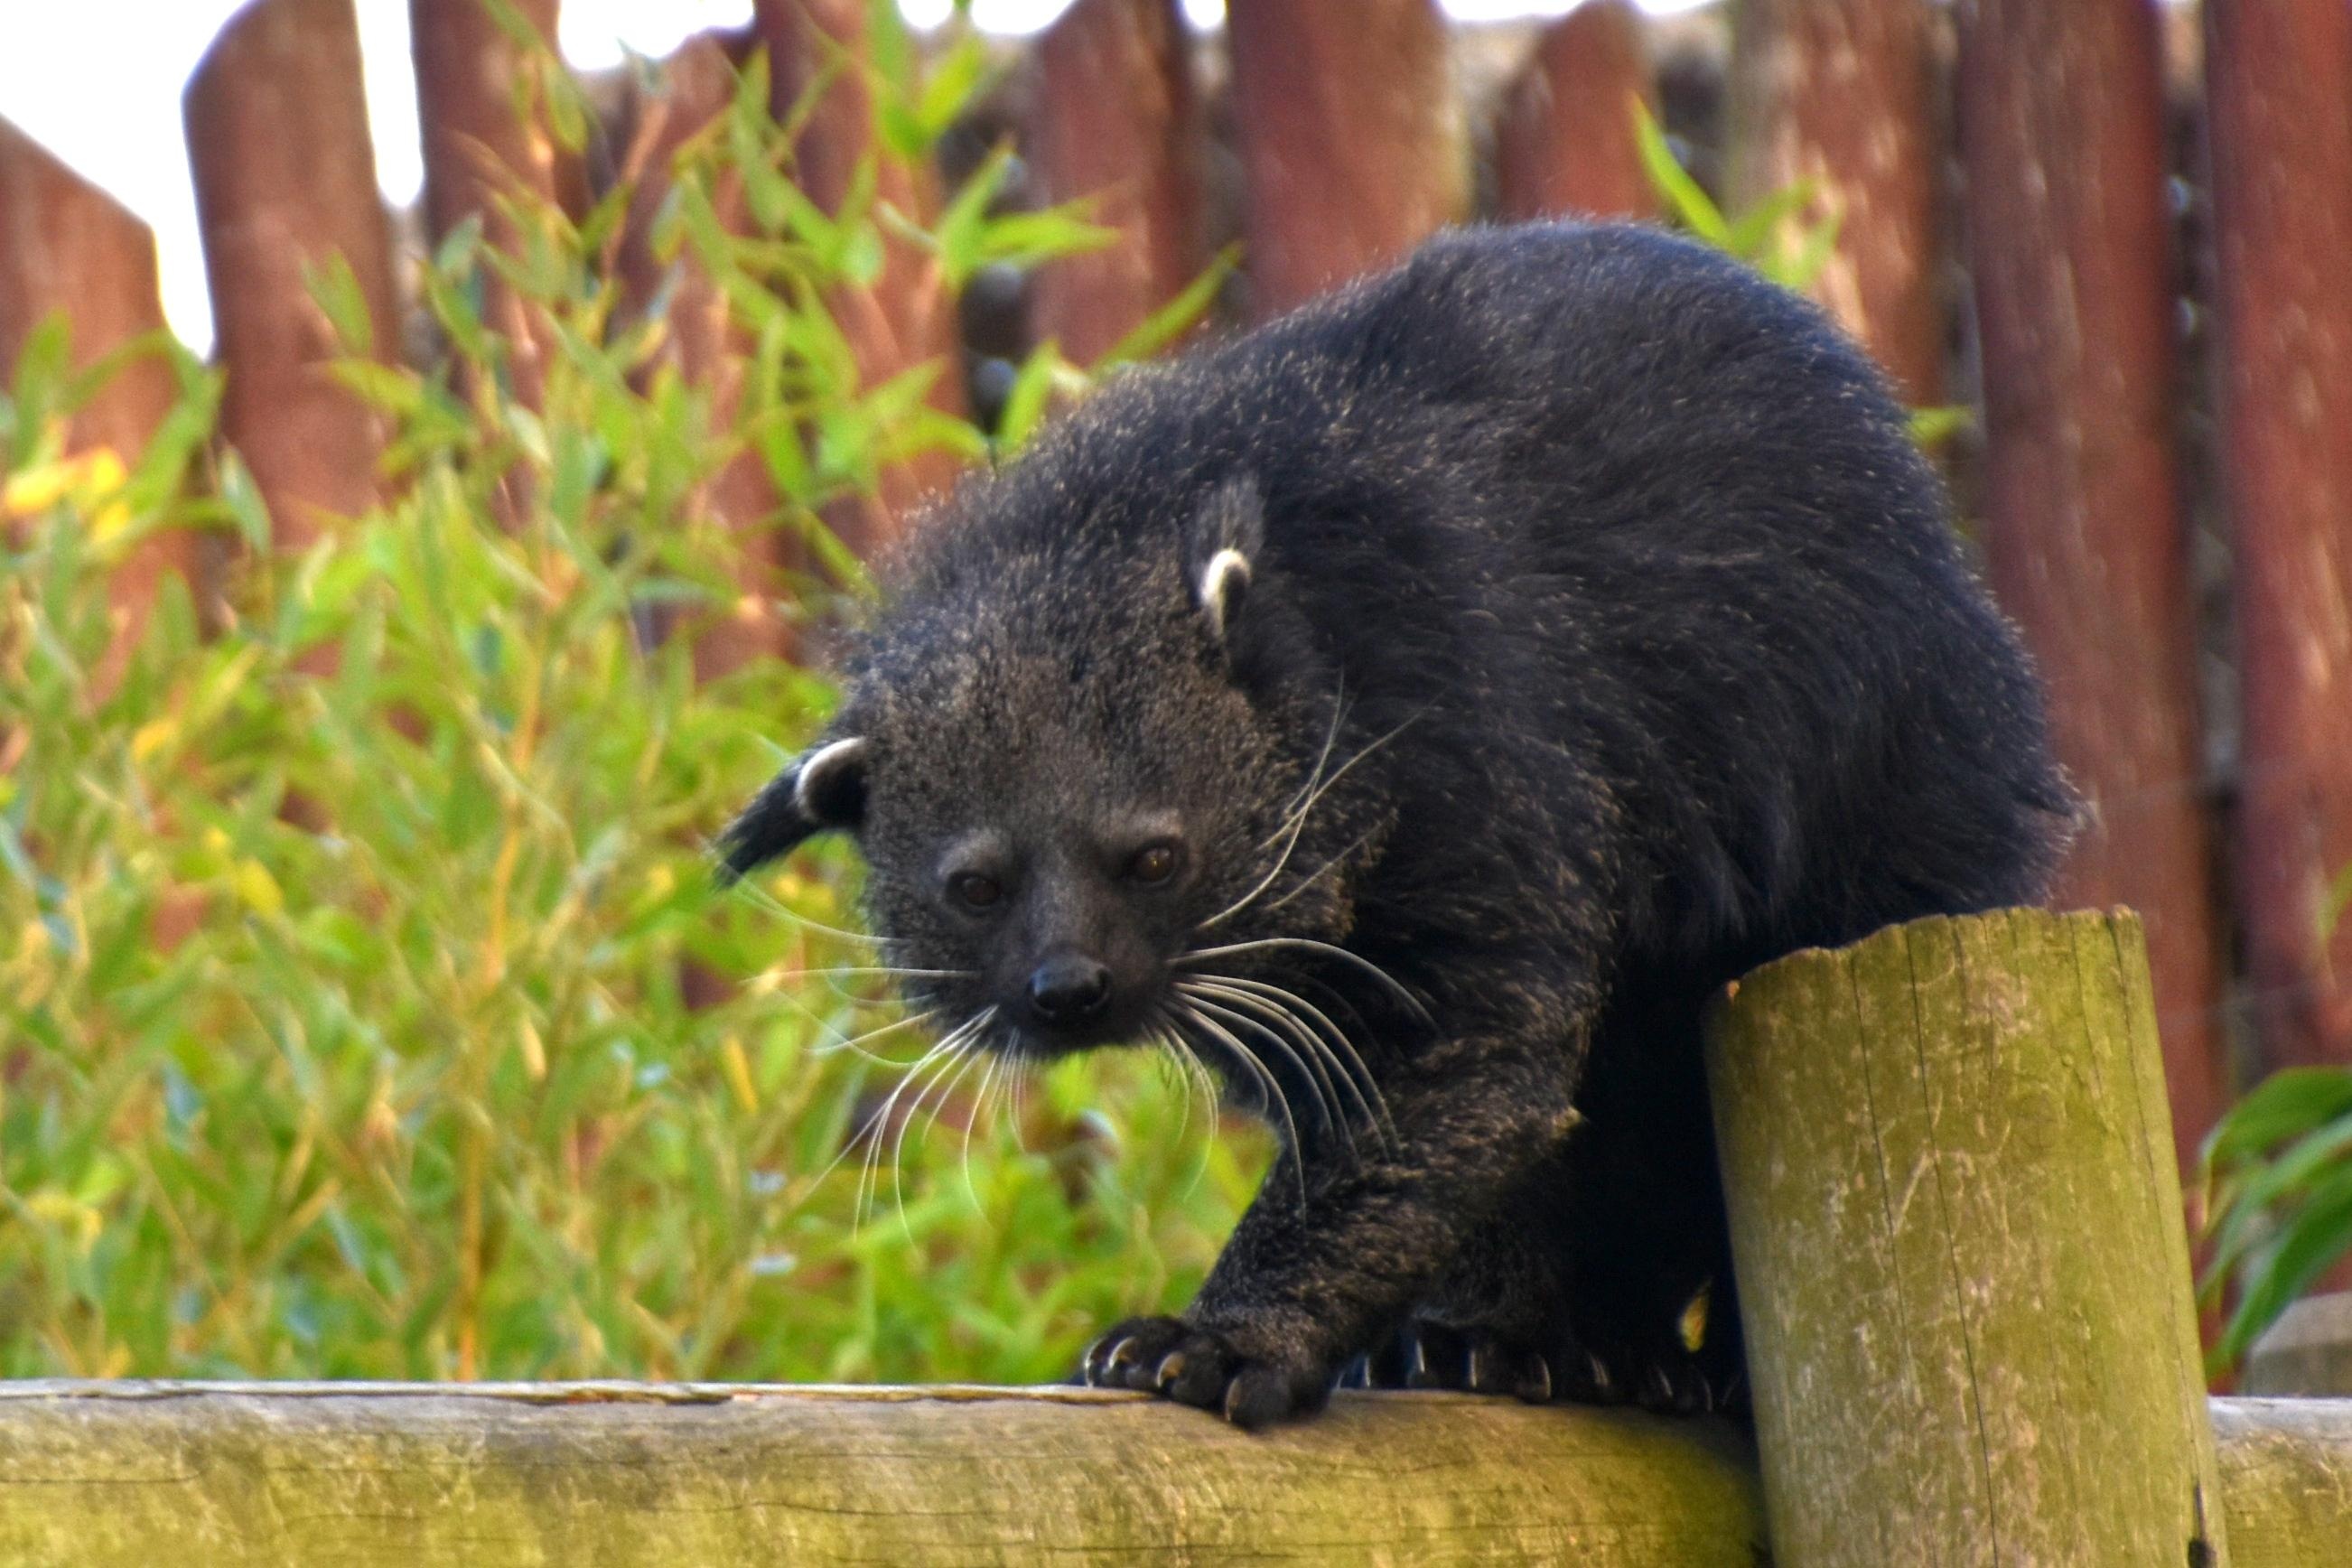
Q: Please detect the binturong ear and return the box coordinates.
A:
[1185,475,1266,649]
[715,735,869,883]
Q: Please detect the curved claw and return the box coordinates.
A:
[1078,1315,1331,1429]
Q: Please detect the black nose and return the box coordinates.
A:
[1029,955,1112,1022]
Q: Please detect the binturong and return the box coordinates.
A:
[719,222,2075,1430]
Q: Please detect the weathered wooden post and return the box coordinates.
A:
[411,0,583,413]
[1224,0,1468,316]
[2202,0,2352,1069]
[1026,0,1205,364]
[1954,0,2227,1170]
[186,0,401,549]
[0,117,205,643]
[614,31,793,680]
[1493,0,1659,224]
[1728,0,1943,403]
[752,0,967,561]
[1708,909,2229,1564]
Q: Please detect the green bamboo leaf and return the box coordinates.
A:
[2202,1067,2352,1172]
[1724,180,1818,259]
[2217,1164,2352,1365]
[1909,405,1974,451]
[931,146,1016,288]
[914,34,994,145]
[217,452,273,554]
[976,209,1118,274]
[995,341,1068,453]
[7,312,73,423]
[326,360,425,418]
[2204,1112,2352,1283]
[2323,861,2352,944]
[1632,99,1729,247]
[1095,245,1237,369]
[1771,204,1845,293]
[304,253,378,359]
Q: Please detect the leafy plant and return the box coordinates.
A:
[0,31,1246,1384]
[2198,888,2352,1371]
[1633,101,1840,295]
[1634,102,1969,452]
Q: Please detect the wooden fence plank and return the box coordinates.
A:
[1493,0,1658,224]
[411,0,584,412]
[1728,0,1944,402]
[0,117,203,632]
[0,1381,2345,1566]
[185,0,400,549]
[1026,0,1204,364]
[2216,1399,2352,1568]
[1955,0,2227,1166]
[753,0,967,560]
[1709,910,2230,1566]
[617,31,790,679]
[2203,0,2352,1068]
[0,1380,1741,1567]
[1225,0,1468,316]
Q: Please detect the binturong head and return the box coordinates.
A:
[717,471,1378,1064]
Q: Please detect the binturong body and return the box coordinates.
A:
[721,222,2074,1429]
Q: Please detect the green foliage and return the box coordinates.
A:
[1635,104,1971,453]
[2199,1066,2352,1370]
[1633,102,1838,295]
[0,44,1251,1383]
[2199,885,2352,1370]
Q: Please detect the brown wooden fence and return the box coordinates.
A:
[4,0,2349,1181]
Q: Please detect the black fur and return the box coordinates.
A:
[724,222,2073,1428]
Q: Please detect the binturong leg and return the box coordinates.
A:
[1082,1027,1586,1429]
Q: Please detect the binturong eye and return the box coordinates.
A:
[948,871,1003,910]
[1126,842,1183,886]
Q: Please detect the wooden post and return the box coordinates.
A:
[1493,0,1659,224]
[185,0,401,549]
[1224,0,1468,316]
[752,0,967,560]
[615,32,790,680]
[1727,0,1943,402]
[0,117,203,633]
[2203,0,2352,1068]
[1708,910,2229,1565]
[1026,0,1205,365]
[1955,0,2227,1168]
[411,0,584,410]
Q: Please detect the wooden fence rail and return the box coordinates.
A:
[0,1381,2343,1568]
[5,910,2352,1565]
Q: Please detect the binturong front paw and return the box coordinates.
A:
[1080,1315,1332,1431]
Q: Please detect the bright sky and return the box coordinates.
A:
[0,0,1715,352]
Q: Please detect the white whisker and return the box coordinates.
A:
[1177,937,1432,1025]
[1199,711,1423,934]
[807,1008,937,1066]
[723,873,884,947]
[1181,977,1388,1157]
[1175,999,1309,1209]
[960,1049,1003,1217]
[1181,987,1351,1159]
[1190,974,1397,1151]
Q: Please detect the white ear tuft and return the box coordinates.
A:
[794,736,869,823]
[1199,547,1252,641]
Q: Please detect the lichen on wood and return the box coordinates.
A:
[1708,909,2229,1566]
[0,1381,1765,1567]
